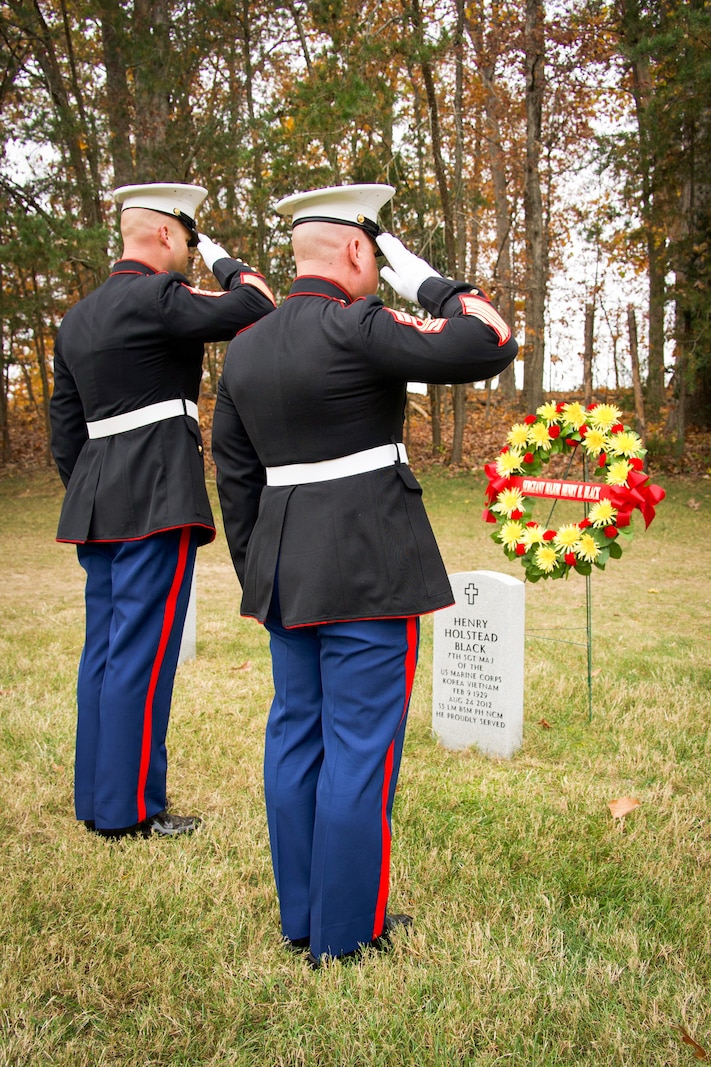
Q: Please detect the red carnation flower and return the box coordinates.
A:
[526,521,538,528]
[579,517,591,528]
[542,529,556,541]
[598,453,607,467]
[524,414,537,425]
[511,509,523,520]
[515,543,527,556]
[524,451,534,464]
[565,438,578,448]
[564,552,576,566]
[611,423,624,433]
[549,425,561,439]
[604,526,618,539]
[630,457,644,470]
[556,402,566,413]
[579,424,588,437]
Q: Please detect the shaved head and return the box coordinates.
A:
[120,207,185,246]
[291,221,357,270]
[119,207,191,274]
[291,220,379,298]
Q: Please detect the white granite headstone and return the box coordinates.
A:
[178,572,197,664]
[432,571,524,757]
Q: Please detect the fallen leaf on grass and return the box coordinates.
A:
[608,796,640,819]
[648,588,660,594]
[677,1025,708,1060]
[538,718,552,729]
[687,498,701,511]
[233,661,252,672]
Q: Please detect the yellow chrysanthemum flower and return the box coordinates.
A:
[581,428,609,457]
[536,402,560,423]
[492,487,525,517]
[499,521,524,548]
[535,544,560,573]
[609,430,643,457]
[554,524,582,550]
[587,403,622,430]
[577,533,600,562]
[495,449,525,477]
[521,524,545,548]
[606,459,632,486]
[562,402,588,429]
[528,422,552,450]
[588,500,617,526]
[506,423,530,448]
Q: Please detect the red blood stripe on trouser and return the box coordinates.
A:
[136,527,191,822]
[372,615,419,939]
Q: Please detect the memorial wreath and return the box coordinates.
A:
[482,401,665,582]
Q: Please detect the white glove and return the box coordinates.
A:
[376,233,442,304]
[197,232,230,272]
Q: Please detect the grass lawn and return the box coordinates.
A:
[0,466,709,1066]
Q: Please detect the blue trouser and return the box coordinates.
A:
[75,527,197,830]
[264,602,419,959]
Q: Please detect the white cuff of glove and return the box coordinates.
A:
[376,232,442,304]
[197,233,230,272]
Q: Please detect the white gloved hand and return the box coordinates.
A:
[197,232,230,272]
[376,233,442,304]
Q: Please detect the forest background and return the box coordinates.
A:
[0,0,710,475]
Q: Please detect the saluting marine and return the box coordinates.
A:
[211,184,518,964]
[50,182,276,838]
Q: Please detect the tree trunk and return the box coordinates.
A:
[0,255,9,464]
[451,384,467,464]
[430,384,443,455]
[465,12,517,402]
[449,0,468,465]
[646,232,666,415]
[627,304,647,446]
[407,0,456,271]
[98,0,135,188]
[238,0,268,274]
[583,302,594,405]
[133,0,171,179]
[31,270,52,465]
[522,0,547,413]
[19,0,103,229]
[620,0,666,417]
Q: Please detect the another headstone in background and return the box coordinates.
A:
[432,571,525,758]
[178,573,197,664]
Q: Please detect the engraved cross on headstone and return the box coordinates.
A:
[464,582,479,605]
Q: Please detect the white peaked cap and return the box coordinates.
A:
[113,183,208,245]
[275,184,396,238]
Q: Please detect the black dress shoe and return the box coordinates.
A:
[307,912,413,968]
[94,811,201,839]
[372,912,413,949]
[282,935,310,953]
[139,810,201,837]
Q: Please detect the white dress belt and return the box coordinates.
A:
[266,442,408,486]
[86,399,199,439]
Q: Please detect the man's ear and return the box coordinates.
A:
[157,223,172,249]
[347,235,365,271]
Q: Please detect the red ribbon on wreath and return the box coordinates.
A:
[482,464,665,527]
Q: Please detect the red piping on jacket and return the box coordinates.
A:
[56,521,216,546]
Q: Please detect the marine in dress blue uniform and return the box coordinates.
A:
[50,183,276,836]
[211,184,518,960]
